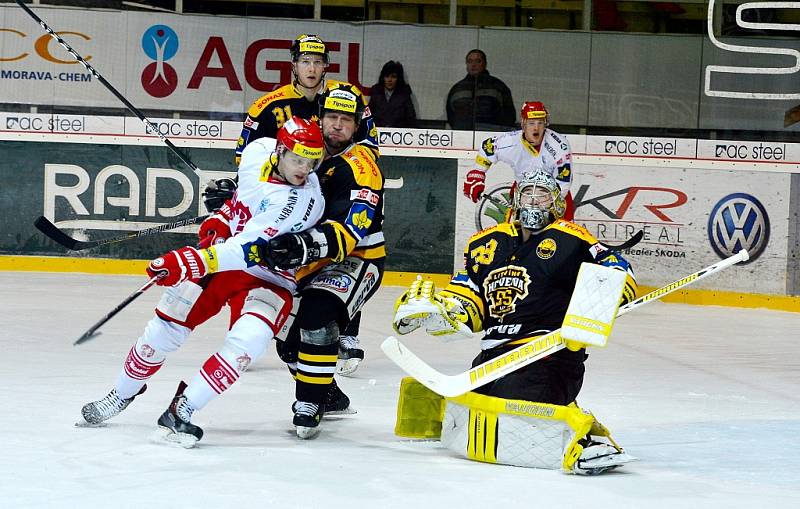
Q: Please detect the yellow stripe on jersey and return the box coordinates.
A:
[545,220,599,245]
[520,135,540,156]
[259,154,279,182]
[246,84,300,116]
[342,145,384,189]
[468,221,519,245]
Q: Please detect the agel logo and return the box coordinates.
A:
[141,25,179,98]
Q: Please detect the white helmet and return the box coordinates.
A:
[514,171,565,231]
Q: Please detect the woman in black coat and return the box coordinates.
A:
[368,61,417,128]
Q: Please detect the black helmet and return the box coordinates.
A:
[290,34,328,63]
[318,83,365,124]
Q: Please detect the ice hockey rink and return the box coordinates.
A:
[1,271,798,508]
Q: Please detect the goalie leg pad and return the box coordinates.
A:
[441,392,596,471]
[394,377,446,439]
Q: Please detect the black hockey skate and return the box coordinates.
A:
[324,378,356,415]
[336,335,364,376]
[293,401,323,439]
[80,385,147,426]
[157,381,203,448]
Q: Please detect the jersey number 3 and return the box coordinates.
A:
[470,238,498,272]
[272,105,293,128]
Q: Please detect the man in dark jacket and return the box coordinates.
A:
[446,49,516,131]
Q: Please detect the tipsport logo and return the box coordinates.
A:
[141,25,179,98]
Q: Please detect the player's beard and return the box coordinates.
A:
[324,132,351,153]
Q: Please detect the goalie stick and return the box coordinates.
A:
[34,214,208,251]
[74,276,159,345]
[479,193,643,251]
[381,249,749,397]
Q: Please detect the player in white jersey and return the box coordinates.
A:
[80,117,326,447]
[464,101,575,219]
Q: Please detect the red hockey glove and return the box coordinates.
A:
[197,213,231,249]
[147,246,209,287]
[464,169,486,203]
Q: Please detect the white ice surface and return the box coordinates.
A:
[1,272,798,508]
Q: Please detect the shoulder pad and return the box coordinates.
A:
[247,85,296,116]
[546,220,597,244]
[341,145,383,189]
[470,222,518,244]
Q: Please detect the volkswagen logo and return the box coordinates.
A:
[707,193,769,263]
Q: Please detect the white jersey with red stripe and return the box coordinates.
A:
[211,137,325,291]
[474,129,573,194]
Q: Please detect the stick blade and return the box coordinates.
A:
[74,330,101,346]
[34,216,79,250]
[380,336,466,397]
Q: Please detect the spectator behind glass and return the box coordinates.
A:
[368,61,417,128]
[446,49,516,131]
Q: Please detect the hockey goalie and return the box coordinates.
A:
[391,171,638,475]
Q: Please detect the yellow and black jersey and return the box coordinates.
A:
[297,143,385,280]
[235,79,379,165]
[441,220,635,351]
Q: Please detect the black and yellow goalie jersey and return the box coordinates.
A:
[441,220,636,351]
[235,79,379,165]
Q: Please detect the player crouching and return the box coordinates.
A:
[391,171,637,474]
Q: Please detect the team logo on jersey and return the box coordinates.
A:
[557,167,571,181]
[707,193,768,263]
[482,137,496,156]
[243,243,263,266]
[346,203,374,237]
[483,265,531,319]
[536,238,557,259]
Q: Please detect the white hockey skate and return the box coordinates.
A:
[573,440,637,475]
[78,385,147,427]
[336,335,364,376]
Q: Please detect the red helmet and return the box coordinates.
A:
[277,116,324,161]
[520,101,549,124]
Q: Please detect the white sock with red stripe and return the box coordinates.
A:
[115,338,166,399]
[183,349,242,410]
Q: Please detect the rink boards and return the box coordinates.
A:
[0,115,798,308]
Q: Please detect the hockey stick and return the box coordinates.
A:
[74,276,159,345]
[479,193,644,250]
[15,0,205,180]
[381,249,749,397]
[34,214,208,251]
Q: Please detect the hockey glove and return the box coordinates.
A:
[147,246,210,287]
[463,169,486,203]
[197,212,232,249]
[393,277,472,339]
[201,177,237,213]
[258,229,329,271]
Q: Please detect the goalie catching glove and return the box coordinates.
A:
[392,277,472,338]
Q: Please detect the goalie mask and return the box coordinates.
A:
[514,171,565,231]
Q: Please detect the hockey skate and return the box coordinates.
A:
[157,381,203,448]
[336,335,364,376]
[79,385,147,426]
[573,439,637,475]
[324,378,356,416]
[293,401,323,439]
